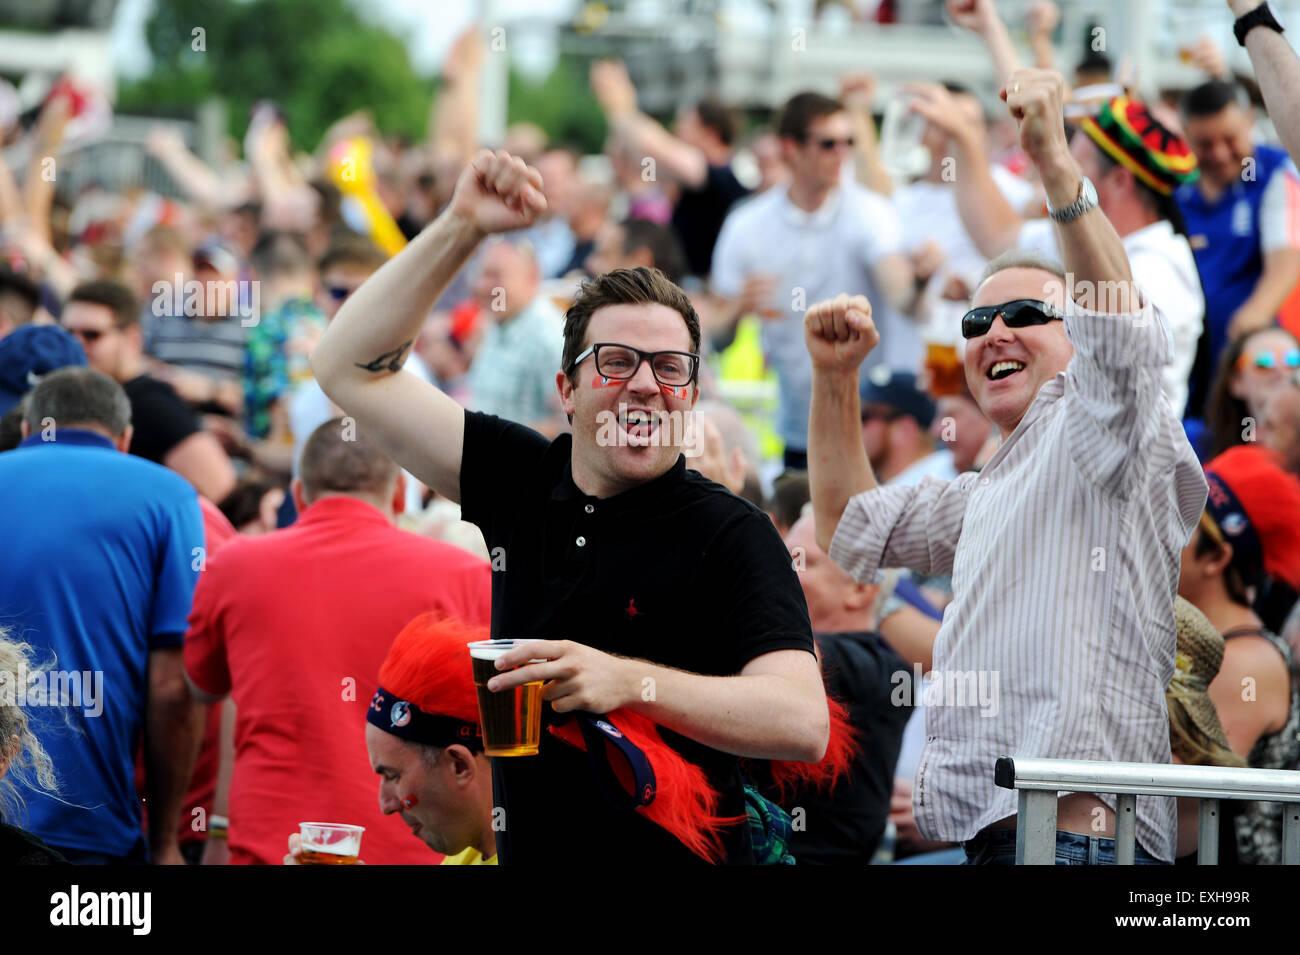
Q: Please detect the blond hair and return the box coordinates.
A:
[1168,699,1246,768]
[0,630,60,823]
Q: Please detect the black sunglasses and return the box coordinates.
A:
[66,327,108,344]
[800,135,856,151]
[960,299,1063,340]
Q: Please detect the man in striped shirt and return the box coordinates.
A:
[806,69,1207,865]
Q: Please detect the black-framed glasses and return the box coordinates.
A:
[570,342,700,387]
[960,299,1063,340]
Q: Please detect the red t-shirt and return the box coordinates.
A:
[184,496,492,865]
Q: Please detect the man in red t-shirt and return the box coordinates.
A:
[184,417,492,864]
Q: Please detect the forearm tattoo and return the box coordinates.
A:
[354,340,413,373]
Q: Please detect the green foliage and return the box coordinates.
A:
[117,0,431,150]
[507,58,607,154]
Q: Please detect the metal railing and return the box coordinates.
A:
[995,756,1300,865]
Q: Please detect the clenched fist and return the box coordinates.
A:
[1000,69,1071,170]
[804,294,879,373]
[449,149,548,237]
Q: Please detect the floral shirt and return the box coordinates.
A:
[243,295,326,440]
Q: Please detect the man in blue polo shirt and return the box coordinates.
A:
[1178,80,1300,417]
[0,367,204,863]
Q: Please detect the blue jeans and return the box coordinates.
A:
[962,828,1168,865]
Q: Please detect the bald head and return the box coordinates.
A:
[786,513,875,633]
[299,417,400,505]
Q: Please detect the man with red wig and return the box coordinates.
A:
[287,614,498,865]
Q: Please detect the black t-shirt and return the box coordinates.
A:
[671,164,749,279]
[459,411,816,864]
[753,631,911,864]
[0,821,68,865]
[122,374,201,464]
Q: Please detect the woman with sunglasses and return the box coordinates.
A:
[1203,325,1300,459]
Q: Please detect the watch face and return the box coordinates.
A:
[1082,178,1098,206]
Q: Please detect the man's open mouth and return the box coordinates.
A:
[987,360,1026,382]
[620,408,661,446]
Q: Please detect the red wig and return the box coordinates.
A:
[377,613,485,723]
[549,677,859,864]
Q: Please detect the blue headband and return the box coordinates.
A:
[1205,471,1265,585]
[366,686,483,752]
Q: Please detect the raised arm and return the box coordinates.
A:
[1230,0,1300,166]
[431,26,483,168]
[804,294,880,553]
[1005,69,1134,302]
[907,82,1025,259]
[591,59,709,189]
[145,126,234,209]
[309,150,546,502]
[947,0,1024,91]
[1025,1,1061,72]
[840,73,895,196]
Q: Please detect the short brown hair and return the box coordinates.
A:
[299,416,399,502]
[776,91,845,141]
[694,97,739,146]
[561,268,700,381]
[68,279,140,329]
[318,233,388,275]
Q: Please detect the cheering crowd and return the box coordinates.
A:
[3,0,1300,866]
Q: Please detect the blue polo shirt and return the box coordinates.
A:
[1178,143,1298,403]
[0,428,202,857]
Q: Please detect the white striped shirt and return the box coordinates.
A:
[829,297,1207,862]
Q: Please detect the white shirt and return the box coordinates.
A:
[891,448,959,488]
[897,168,1038,344]
[829,298,1207,862]
[711,183,914,451]
[1018,218,1204,417]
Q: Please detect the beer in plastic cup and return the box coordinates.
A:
[468,640,545,757]
[298,822,364,865]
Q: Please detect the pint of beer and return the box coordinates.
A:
[924,341,966,397]
[468,640,545,757]
[298,822,364,865]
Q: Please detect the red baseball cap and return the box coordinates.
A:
[1203,445,1300,590]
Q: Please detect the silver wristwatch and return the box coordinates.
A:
[1046,177,1099,224]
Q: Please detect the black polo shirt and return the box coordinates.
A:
[459,411,816,864]
[751,631,911,864]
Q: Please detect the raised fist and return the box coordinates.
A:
[590,60,638,118]
[1001,69,1071,170]
[946,0,1000,35]
[1026,1,1061,39]
[449,149,548,236]
[804,293,879,373]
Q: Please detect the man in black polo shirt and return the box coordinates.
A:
[311,149,829,864]
[61,280,236,503]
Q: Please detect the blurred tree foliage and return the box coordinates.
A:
[506,57,607,154]
[117,0,431,149]
[118,0,609,155]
